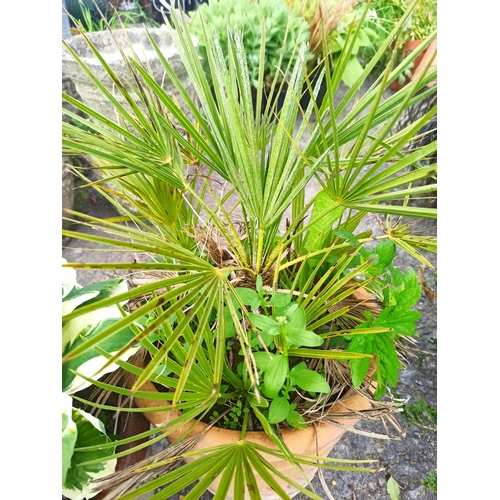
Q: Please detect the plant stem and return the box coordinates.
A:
[239,405,250,440]
[255,227,265,273]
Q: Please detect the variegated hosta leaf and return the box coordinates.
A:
[62,406,117,500]
[62,278,141,394]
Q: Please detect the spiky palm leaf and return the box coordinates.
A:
[62,0,436,497]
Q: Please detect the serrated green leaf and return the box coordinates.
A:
[268,397,291,424]
[376,309,421,336]
[347,318,402,395]
[375,240,396,267]
[393,269,421,314]
[374,334,401,388]
[388,265,404,287]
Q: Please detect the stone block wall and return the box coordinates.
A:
[62,72,85,231]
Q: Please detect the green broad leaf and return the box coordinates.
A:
[235,287,259,306]
[62,279,129,351]
[253,352,275,372]
[305,191,344,252]
[251,296,262,311]
[387,476,401,500]
[62,290,100,320]
[267,326,281,337]
[290,369,330,394]
[249,329,275,349]
[341,55,364,87]
[285,305,306,329]
[261,330,276,347]
[62,394,77,486]
[285,327,324,347]
[248,390,269,408]
[285,410,308,429]
[256,275,263,293]
[284,303,299,318]
[223,306,241,338]
[62,278,125,305]
[263,354,288,399]
[333,228,359,246]
[268,293,292,307]
[62,318,139,394]
[248,313,279,331]
[62,259,78,299]
[375,240,396,267]
[289,361,307,378]
[63,408,116,498]
[268,397,291,424]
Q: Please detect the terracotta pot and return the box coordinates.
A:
[389,40,427,91]
[410,38,437,86]
[127,373,373,499]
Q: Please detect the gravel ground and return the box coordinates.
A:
[62,78,437,500]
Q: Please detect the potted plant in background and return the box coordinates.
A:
[187,0,313,114]
[361,0,437,90]
[289,0,383,92]
[66,0,159,34]
[62,1,436,498]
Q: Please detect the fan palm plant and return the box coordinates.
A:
[62,0,436,498]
